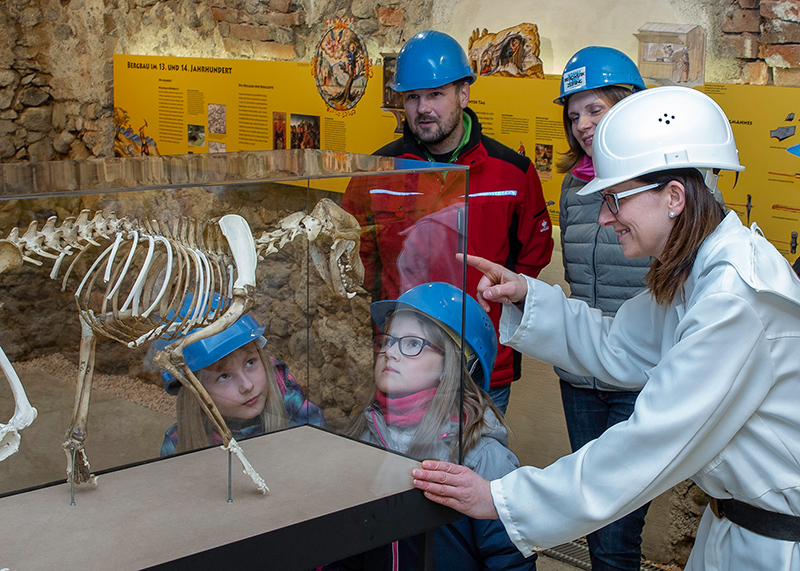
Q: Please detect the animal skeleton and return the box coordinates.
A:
[0,198,364,495]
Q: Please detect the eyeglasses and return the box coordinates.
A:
[600,182,663,215]
[372,334,444,357]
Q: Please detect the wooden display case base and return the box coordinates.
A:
[0,426,457,570]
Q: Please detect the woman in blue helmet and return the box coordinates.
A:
[157,300,325,457]
[553,46,651,571]
[334,282,536,571]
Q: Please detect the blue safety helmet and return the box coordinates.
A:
[555,46,646,105]
[370,282,497,391]
[391,30,477,92]
[154,295,266,395]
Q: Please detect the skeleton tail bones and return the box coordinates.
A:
[0,199,363,496]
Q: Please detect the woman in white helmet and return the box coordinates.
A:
[410,86,800,571]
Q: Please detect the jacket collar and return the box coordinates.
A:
[688,211,800,304]
[364,401,510,449]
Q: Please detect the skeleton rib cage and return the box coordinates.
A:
[59,210,243,347]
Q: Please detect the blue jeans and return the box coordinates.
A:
[559,380,651,571]
[486,384,511,415]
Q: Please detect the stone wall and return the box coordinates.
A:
[722,0,800,85]
[0,0,431,163]
[1,0,797,165]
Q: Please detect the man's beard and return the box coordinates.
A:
[410,111,460,147]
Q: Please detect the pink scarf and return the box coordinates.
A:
[571,155,595,182]
[376,387,437,427]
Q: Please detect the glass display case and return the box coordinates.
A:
[0,149,469,569]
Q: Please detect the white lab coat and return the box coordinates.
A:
[492,212,800,570]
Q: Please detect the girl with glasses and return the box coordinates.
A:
[412,87,800,571]
[334,282,536,571]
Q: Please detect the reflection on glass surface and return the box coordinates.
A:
[335,160,475,466]
[0,149,469,497]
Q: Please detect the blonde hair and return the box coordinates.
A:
[175,342,288,453]
[351,310,508,462]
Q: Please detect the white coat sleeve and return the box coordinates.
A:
[492,288,774,556]
[499,276,665,389]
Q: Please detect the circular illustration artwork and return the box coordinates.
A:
[313,22,369,111]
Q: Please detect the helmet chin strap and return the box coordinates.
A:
[466,355,480,378]
[700,167,739,198]
[700,168,719,193]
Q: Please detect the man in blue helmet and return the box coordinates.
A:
[342,30,553,413]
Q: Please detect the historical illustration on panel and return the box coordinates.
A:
[379,53,405,133]
[273,111,287,150]
[114,107,160,157]
[468,23,544,79]
[313,20,370,111]
[634,23,706,87]
[290,113,320,149]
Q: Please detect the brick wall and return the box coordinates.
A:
[722,0,800,85]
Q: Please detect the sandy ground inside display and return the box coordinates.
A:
[14,353,175,418]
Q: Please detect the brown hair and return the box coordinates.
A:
[349,310,508,462]
[639,168,725,305]
[556,85,635,174]
[175,342,288,452]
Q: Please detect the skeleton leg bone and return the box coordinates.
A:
[62,317,99,488]
[152,290,269,493]
[157,356,269,494]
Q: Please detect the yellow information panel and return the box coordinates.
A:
[469,73,567,211]
[113,54,395,158]
[114,55,798,261]
[700,83,800,258]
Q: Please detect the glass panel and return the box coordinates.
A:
[0,149,467,497]
[331,162,471,465]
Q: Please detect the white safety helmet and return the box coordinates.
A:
[578,86,744,196]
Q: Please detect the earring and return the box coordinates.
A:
[669,211,676,218]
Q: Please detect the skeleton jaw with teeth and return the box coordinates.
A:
[255,198,364,298]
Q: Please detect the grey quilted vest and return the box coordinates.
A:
[555,173,651,390]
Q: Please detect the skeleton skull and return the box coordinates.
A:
[255,199,364,298]
[307,199,364,299]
